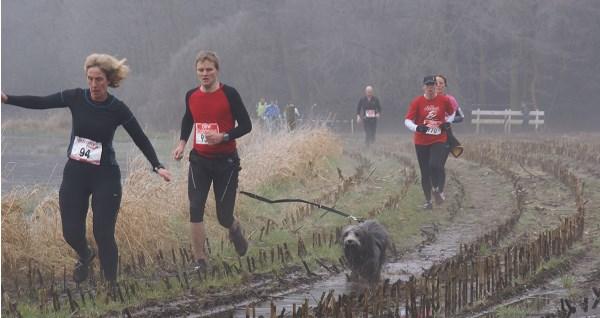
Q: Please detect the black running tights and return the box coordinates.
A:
[415,143,447,202]
[59,159,121,281]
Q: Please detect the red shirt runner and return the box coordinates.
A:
[405,95,454,145]
[188,85,236,156]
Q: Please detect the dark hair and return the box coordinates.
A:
[436,74,448,87]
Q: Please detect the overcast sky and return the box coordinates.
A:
[2,0,599,131]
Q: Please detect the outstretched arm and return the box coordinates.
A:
[2,91,67,109]
[122,116,171,182]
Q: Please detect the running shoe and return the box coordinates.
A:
[229,223,248,256]
[432,190,446,205]
[193,258,210,273]
[422,201,433,210]
[73,248,96,283]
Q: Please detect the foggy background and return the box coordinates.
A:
[2,0,599,132]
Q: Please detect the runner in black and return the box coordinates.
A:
[1,53,172,283]
[356,85,382,146]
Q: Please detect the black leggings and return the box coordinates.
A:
[415,143,447,202]
[59,160,121,281]
[188,150,240,227]
[363,119,377,145]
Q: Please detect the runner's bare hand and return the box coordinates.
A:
[203,131,223,144]
[157,168,172,182]
[172,141,186,161]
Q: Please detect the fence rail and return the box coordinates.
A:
[471,109,545,134]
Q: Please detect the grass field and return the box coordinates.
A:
[1,123,437,316]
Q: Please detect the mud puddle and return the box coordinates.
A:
[466,289,559,318]
[222,162,517,317]
[465,287,600,317]
[226,218,506,316]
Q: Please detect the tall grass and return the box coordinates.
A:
[1,189,35,275]
[1,112,71,133]
[1,124,341,278]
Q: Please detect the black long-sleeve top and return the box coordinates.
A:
[5,88,163,168]
[356,96,382,120]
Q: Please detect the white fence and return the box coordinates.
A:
[471,109,544,134]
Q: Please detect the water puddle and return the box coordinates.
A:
[467,289,563,318]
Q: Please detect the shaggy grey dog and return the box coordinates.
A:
[341,220,390,283]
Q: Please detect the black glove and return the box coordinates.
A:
[441,122,451,130]
[416,125,428,133]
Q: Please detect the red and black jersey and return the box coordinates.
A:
[179,84,252,157]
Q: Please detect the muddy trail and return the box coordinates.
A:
[2,134,598,317]
[458,136,600,318]
[125,135,583,318]
[218,146,518,317]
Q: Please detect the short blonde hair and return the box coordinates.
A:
[84,53,130,88]
[195,50,219,70]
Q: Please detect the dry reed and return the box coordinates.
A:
[1,125,341,277]
[1,112,71,132]
[1,189,35,276]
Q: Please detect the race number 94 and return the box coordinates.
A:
[79,148,91,158]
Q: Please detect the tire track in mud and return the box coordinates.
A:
[224,144,521,317]
[297,137,589,317]
[107,136,598,317]
[462,137,600,316]
[382,157,517,283]
[118,145,417,317]
[278,138,573,317]
[286,136,593,317]
[221,139,526,317]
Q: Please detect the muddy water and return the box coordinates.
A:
[216,162,514,317]
[1,135,68,191]
[224,247,448,317]
[224,222,483,317]
[1,134,172,192]
[217,164,514,317]
[465,289,561,318]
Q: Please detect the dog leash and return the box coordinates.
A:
[240,191,364,222]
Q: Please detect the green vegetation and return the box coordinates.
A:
[495,305,531,318]
[3,128,444,317]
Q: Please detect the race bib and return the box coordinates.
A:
[425,127,441,135]
[365,109,376,118]
[70,136,102,165]
[423,119,442,135]
[195,123,220,145]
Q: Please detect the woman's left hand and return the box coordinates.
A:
[157,168,172,182]
[203,131,223,144]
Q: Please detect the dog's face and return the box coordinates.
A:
[341,220,390,283]
[342,225,363,250]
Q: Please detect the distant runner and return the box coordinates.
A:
[435,74,463,194]
[1,53,172,284]
[356,85,381,146]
